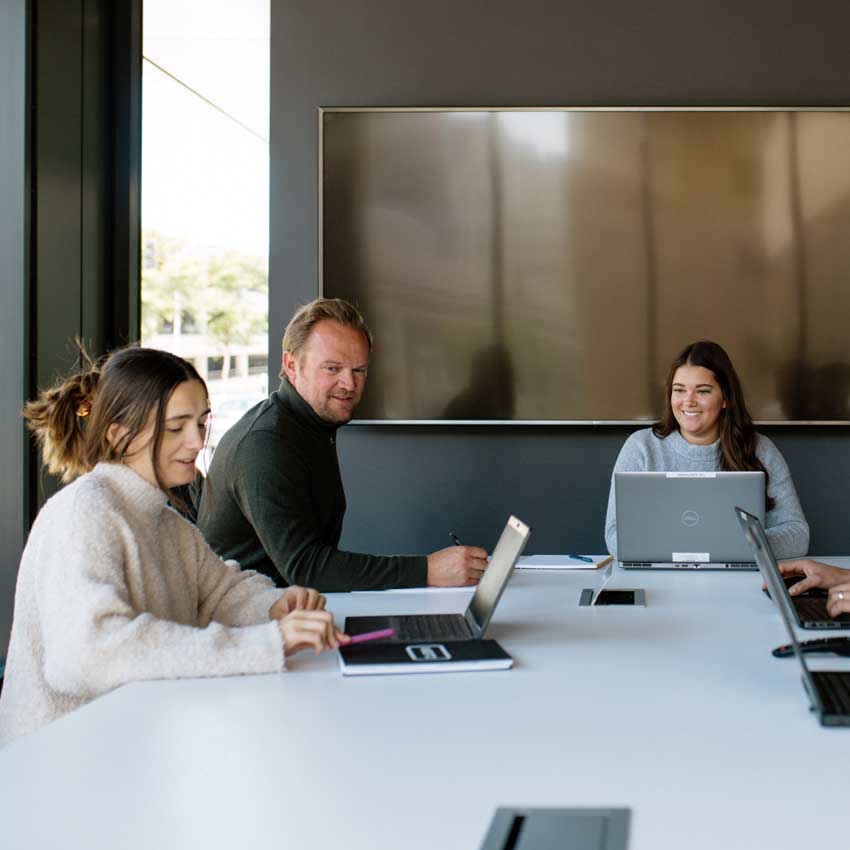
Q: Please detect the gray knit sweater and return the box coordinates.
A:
[604,428,809,559]
[0,463,286,747]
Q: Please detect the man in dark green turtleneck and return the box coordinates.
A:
[196,298,487,592]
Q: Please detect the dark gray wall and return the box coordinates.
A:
[0,0,28,659]
[30,0,141,512]
[271,0,850,555]
[0,0,141,657]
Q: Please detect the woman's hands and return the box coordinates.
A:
[269,585,326,619]
[278,609,349,656]
[269,585,350,657]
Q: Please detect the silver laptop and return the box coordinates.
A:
[735,507,850,726]
[616,471,765,570]
[345,515,531,642]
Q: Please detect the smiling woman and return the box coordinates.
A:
[0,344,347,747]
[669,364,726,445]
[654,342,767,481]
[603,341,810,560]
[117,377,211,491]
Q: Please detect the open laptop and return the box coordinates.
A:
[616,471,764,569]
[735,506,850,726]
[748,534,850,631]
[345,516,531,642]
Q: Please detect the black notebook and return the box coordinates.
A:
[338,639,513,676]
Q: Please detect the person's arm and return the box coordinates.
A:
[35,503,285,701]
[190,526,334,627]
[189,524,288,627]
[604,433,649,557]
[232,432,427,592]
[758,437,810,559]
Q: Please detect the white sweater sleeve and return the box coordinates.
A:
[35,507,284,701]
[190,523,285,627]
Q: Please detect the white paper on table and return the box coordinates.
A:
[516,554,614,570]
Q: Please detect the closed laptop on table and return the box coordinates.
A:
[616,471,764,570]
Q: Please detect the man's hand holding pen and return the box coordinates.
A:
[426,530,488,586]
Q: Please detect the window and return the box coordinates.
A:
[248,353,269,375]
[140,0,270,462]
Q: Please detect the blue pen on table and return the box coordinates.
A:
[567,554,595,563]
[450,530,463,546]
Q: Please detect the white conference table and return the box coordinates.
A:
[1,562,849,850]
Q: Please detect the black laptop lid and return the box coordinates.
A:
[734,507,823,714]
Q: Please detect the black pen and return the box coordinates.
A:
[450,530,463,546]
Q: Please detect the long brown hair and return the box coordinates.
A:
[24,344,208,508]
[653,340,774,510]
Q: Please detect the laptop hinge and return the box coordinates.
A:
[465,608,482,638]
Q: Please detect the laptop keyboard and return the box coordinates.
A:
[395,614,471,642]
[812,672,850,716]
[796,598,850,625]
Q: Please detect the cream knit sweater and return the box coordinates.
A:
[0,462,286,746]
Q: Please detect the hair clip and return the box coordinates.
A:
[76,403,91,418]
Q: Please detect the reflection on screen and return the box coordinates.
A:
[323,109,850,422]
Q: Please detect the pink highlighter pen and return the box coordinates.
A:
[344,628,395,646]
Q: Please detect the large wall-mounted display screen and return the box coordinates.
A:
[320,109,850,423]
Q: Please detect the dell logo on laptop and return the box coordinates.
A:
[681,510,700,527]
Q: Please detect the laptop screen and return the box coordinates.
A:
[466,516,531,635]
[734,507,822,711]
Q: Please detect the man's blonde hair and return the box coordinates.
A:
[281,298,373,373]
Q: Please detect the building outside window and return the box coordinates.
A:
[141,0,269,464]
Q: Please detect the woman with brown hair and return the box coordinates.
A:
[0,346,348,746]
[604,340,809,559]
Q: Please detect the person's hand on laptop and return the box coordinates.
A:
[427,546,489,586]
[268,585,326,620]
[778,560,850,595]
[278,608,349,656]
[827,580,850,618]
